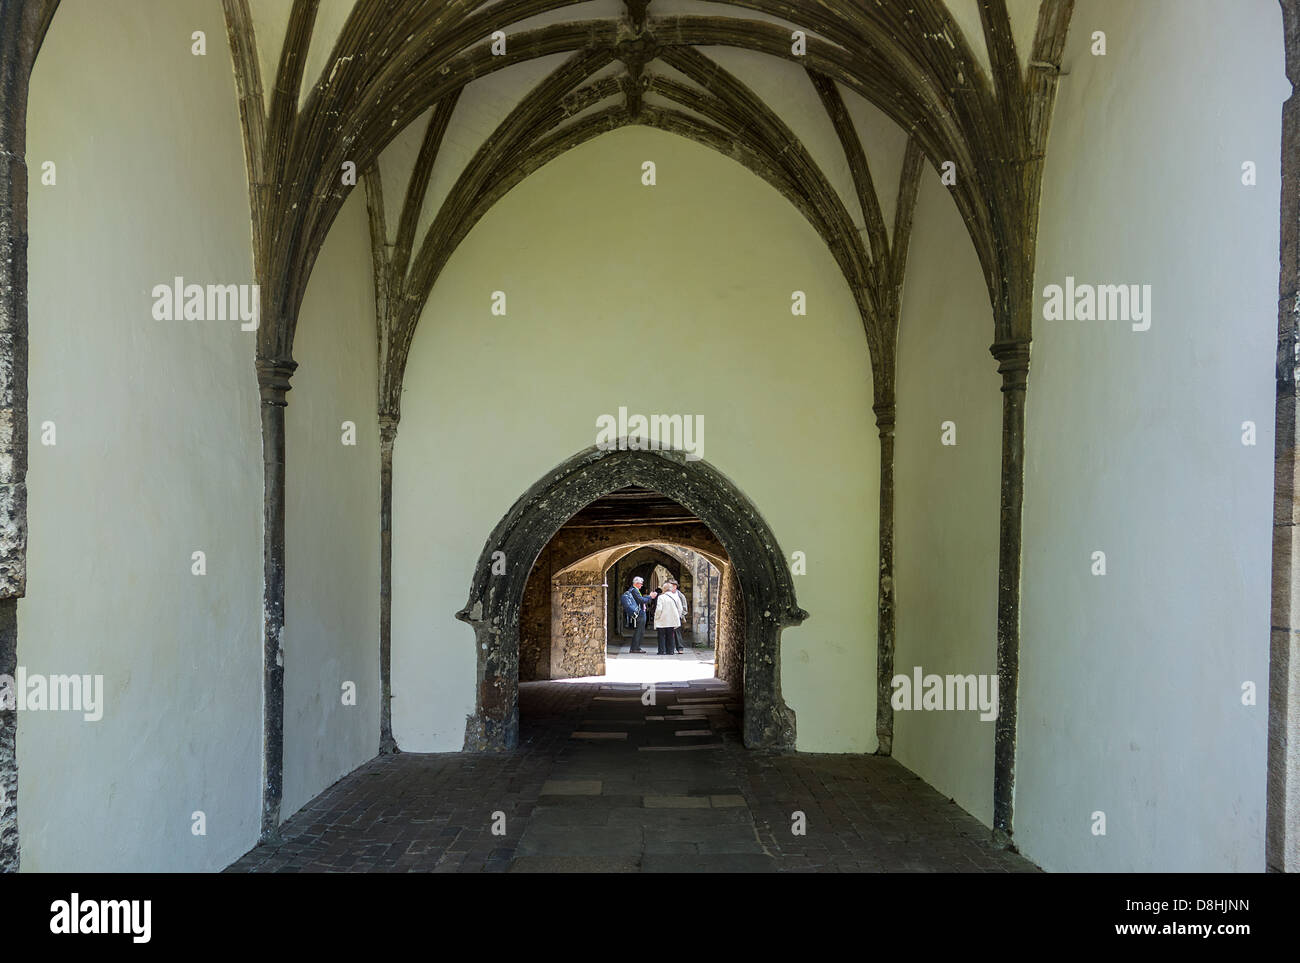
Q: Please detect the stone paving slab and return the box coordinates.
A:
[534,793,646,810]
[644,823,762,846]
[525,809,615,828]
[711,795,747,807]
[638,744,723,752]
[509,855,642,873]
[643,795,712,808]
[641,854,775,873]
[606,808,753,829]
[644,839,700,856]
[517,825,644,856]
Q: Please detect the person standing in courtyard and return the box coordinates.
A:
[620,576,656,654]
[654,578,683,655]
[666,580,687,653]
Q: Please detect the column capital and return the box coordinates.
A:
[872,400,896,435]
[255,356,297,406]
[990,339,1031,391]
[378,411,400,450]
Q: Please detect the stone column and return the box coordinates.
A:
[378,411,398,754]
[1268,0,1300,875]
[0,0,41,874]
[989,339,1030,844]
[873,399,896,756]
[0,600,16,871]
[256,356,295,844]
[715,563,743,687]
[693,554,710,639]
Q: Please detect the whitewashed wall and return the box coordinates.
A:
[20,0,384,870]
[282,191,380,819]
[1016,0,1285,872]
[895,0,1286,871]
[20,0,263,871]
[893,166,1002,827]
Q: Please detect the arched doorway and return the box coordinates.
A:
[457,445,807,752]
[607,543,720,650]
[519,541,688,682]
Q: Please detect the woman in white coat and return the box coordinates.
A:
[665,580,687,653]
[653,580,683,655]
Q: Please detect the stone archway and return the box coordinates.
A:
[457,445,808,752]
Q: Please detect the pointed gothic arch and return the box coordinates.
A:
[456,444,808,751]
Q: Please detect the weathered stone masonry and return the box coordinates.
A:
[0,0,58,874]
[255,357,295,843]
[1268,0,1300,875]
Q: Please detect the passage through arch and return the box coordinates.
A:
[456,445,808,751]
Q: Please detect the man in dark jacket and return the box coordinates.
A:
[620,577,656,654]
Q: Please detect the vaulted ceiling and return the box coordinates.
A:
[222,0,1072,411]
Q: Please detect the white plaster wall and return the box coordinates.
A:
[703,47,864,230]
[1016,0,1286,872]
[281,192,380,818]
[19,0,263,871]
[892,167,1002,827]
[409,54,570,243]
[391,126,879,753]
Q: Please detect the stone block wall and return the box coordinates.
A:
[551,568,606,679]
[715,564,744,686]
[520,546,553,681]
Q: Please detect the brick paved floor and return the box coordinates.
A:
[225,677,1037,873]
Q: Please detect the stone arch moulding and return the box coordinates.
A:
[456,445,808,752]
